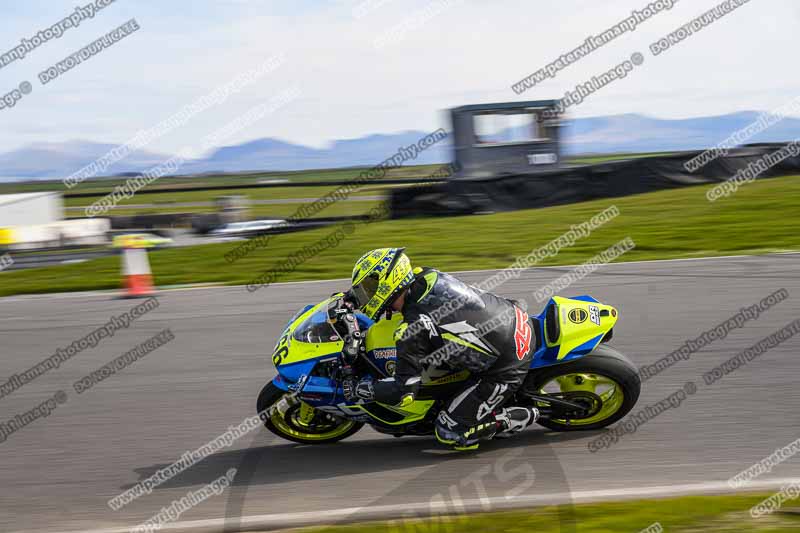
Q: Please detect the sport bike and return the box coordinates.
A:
[256,293,641,444]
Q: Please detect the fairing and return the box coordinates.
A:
[270,293,618,427]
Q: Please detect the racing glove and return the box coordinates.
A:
[343,377,375,402]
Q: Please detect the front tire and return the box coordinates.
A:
[522,345,641,431]
[257,382,363,444]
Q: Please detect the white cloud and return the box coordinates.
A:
[0,0,797,158]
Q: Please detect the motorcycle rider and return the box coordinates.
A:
[341,247,539,451]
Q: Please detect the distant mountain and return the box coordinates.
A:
[325,132,451,167]
[181,138,323,174]
[0,140,173,180]
[179,130,452,175]
[561,111,800,154]
[2,111,799,181]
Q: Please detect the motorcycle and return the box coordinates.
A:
[256,293,641,444]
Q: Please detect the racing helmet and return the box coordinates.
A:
[350,247,414,320]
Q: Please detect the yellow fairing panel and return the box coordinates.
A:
[355,399,435,425]
[365,313,403,352]
[548,296,617,359]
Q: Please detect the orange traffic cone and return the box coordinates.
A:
[121,247,155,298]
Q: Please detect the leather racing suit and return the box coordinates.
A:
[370,267,538,449]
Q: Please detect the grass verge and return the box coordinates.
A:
[61,183,393,208]
[569,151,676,164]
[0,164,453,195]
[299,492,800,532]
[1,175,798,297]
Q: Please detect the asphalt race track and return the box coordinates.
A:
[1,254,799,532]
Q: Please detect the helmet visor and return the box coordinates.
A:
[351,273,380,309]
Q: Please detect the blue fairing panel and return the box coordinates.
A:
[528,298,608,369]
[568,295,599,303]
[271,375,340,404]
[278,354,336,382]
[272,374,290,391]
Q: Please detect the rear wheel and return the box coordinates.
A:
[522,345,640,431]
[257,382,363,444]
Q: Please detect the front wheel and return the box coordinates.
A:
[257,382,363,444]
[522,345,641,431]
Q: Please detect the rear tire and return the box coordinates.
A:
[257,382,363,444]
[522,345,641,431]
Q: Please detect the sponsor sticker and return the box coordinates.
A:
[568,308,588,324]
[373,347,397,360]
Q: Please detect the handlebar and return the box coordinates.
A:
[326,296,363,364]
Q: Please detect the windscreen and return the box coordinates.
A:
[292,309,341,344]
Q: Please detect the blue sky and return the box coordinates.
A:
[0,0,798,156]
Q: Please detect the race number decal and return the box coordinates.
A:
[588,305,601,326]
[514,307,532,360]
[272,333,289,367]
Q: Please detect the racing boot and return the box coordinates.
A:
[493,406,539,438]
[435,419,499,451]
[435,407,539,451]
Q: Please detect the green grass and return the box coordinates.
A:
[4,152,665,199]
[302,493,800,532]
[5,155,669,211]
[1,175,798,297]
[569,151,676,164]
[0,164,453,196]
[61,184,394,208]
